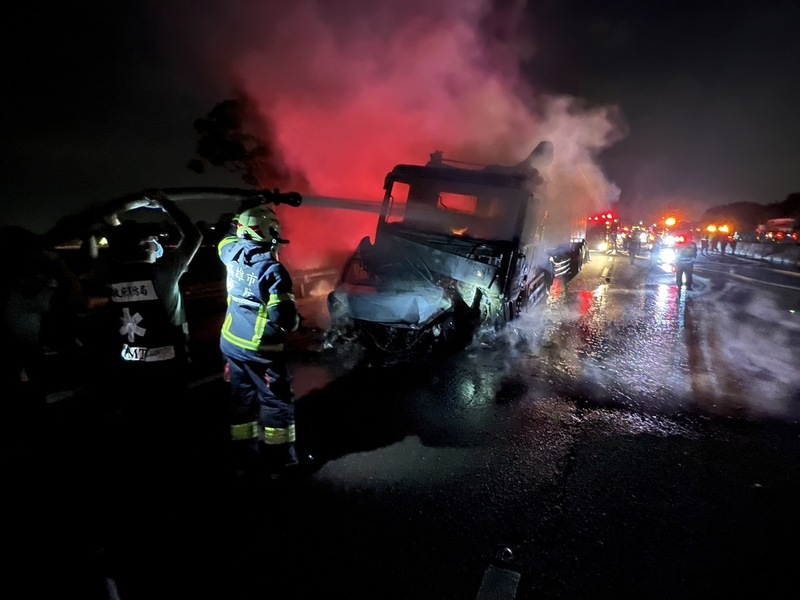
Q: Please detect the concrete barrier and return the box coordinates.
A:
[736,242,755,258]
[731,242,800,270]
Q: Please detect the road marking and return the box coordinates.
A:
[694,267,800,291]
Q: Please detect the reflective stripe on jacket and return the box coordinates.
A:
[676,242,698,264]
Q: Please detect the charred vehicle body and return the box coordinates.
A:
[327,141,587,363]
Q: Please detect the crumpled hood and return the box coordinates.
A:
[330,280,450,327]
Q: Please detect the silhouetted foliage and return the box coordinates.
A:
[189,92,310,192]
[699,192,800,232]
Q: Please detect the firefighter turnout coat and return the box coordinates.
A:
[218,237,298,353]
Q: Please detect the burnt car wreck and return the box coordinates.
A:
[327,141,587,364]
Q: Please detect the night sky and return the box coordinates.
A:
[3,0,799,248]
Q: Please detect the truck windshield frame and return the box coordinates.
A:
[382,175,528,242]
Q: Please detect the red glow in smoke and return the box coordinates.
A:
[276,204,377,274]
[185,0,624,272]
[211,0,541,273]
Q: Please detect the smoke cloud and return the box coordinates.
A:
[172,0,625,271]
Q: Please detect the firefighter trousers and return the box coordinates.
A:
[221,346,296,449]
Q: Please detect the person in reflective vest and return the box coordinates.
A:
[98,194,202,458]
[218,204,301,478]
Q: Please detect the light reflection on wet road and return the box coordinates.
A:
[438,250,800,423]
[170,249,800,600]
[28,248,800,600]
[194,247,800,426]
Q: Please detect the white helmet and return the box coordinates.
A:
[236,205,288,244]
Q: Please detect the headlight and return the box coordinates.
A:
[598,241,609,252]
[661,248,676,263]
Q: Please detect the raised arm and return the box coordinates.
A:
[42,192,155,247]
[148,192,203,264]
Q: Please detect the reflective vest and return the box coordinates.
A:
[218,236,298,353]
[105,261,186,363]
[676,242,697,264]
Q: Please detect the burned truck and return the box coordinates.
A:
[327,141,587,363]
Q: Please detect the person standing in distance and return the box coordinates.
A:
[628,233,640,265]
[700,235,710,256]
[218,204,301,479]
[674,232,698,291]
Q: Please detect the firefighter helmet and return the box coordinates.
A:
[236,206,288,244]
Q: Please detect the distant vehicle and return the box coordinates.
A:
[326,141,587,364]
[757,218,799,243]
[650,235,677,270]
[585,212,619,253]
[761,218,796,232]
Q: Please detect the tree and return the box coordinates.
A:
[776,193,800,222]
[699,192,800,232]
[188,92,310,192]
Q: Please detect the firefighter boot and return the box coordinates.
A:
[260,442,300,480]
[230,441,260,480]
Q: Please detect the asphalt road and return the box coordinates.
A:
[7,248,800,600]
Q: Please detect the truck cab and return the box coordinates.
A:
[327,141,587,363]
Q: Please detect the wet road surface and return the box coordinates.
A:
[7,248,800,599]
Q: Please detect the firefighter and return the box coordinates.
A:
[628,233,640,264]
[217,204,302,478]
[674,232,698,291]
